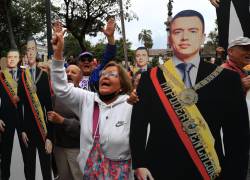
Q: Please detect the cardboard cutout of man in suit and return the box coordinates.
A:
[130,10,249,180]
[210,0,250,51]
[18,37,53,180]
[0,50,27,180]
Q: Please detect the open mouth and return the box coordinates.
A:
[245,55,250,61]
[67,76,73,82]
[100,81,111,88]
[83,64,90,68]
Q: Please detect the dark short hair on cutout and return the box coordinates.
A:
[171,10,205,33]
[135,47,149,55]
[27,36,37,46]
[102,61,132,95]
[8,49,19,55]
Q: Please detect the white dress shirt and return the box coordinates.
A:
[172,55,200,86]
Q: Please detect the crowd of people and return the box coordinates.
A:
[0,8,250,180]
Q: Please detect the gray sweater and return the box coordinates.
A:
[52,95,80,148]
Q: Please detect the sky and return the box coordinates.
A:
[87,0,217,50]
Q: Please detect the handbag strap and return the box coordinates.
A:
[92,102,100,139]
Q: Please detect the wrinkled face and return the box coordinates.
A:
[66,65,82,87]
[169,16,205,62]
[78,58,94,76]
[135,49,149,68]
[228,45,250,68]
[7,51,20,68]
[27,40,37,66]
[99,66,121,95]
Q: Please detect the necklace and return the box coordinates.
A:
[160,65,223,106]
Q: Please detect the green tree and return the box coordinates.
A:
[55,0,136,51]
[138,29,153,49]
[1,0,17,49]
[0,0,58,56]
[115,38,134,63]
[89,37,134,63]
[203,20,218,56]
[151,56,159,67]
[91,39,106,61]
[64,34,91,58]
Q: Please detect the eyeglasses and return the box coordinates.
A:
[100,71,119,78]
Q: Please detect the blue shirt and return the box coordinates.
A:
[89,44,117,91]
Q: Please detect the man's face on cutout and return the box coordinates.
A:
[135,49,149,68]
[27,40,37,66]
[7,51,20,68]
[169,16,205,61]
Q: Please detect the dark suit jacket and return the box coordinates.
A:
[0,68,22,130]
[130,60,250,180]
[18,67,53,145]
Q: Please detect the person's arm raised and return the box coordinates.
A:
[51,24,67,61]
[50,22,87,117]
[101,17,116,45]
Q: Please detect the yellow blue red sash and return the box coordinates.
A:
[21,68,47,142]
[150,60,221,180]
[0,70,18,108]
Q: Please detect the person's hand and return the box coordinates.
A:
[45,139,53,154]
[0,119,5,133]
[22,132,29,148]
[127,89,139,105]
[51,20,67,60]
[242,75,250,90]
[209,0,220,8]
[101,18,115,45]
[47,111,64,124]
[135,168,154,180]
[13,95,20,104]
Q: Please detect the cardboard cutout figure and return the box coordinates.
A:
[0,50,27,180]
[210,0,250,50]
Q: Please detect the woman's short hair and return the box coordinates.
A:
[103,61,132,94]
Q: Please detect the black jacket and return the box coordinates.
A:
[130,60,250,180]
[0,68,22,130]
[18,67,53,144]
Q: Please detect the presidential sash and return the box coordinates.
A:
[21,68,47,142]
[150,60,221,180]
[0,70,18,108]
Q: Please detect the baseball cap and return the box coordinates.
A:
[78,52,94,62]
[228,37,250,49]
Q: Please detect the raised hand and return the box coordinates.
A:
[51,20,67,60]
[101,18,116,45]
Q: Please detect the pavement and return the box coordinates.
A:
[9,131,42,180]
